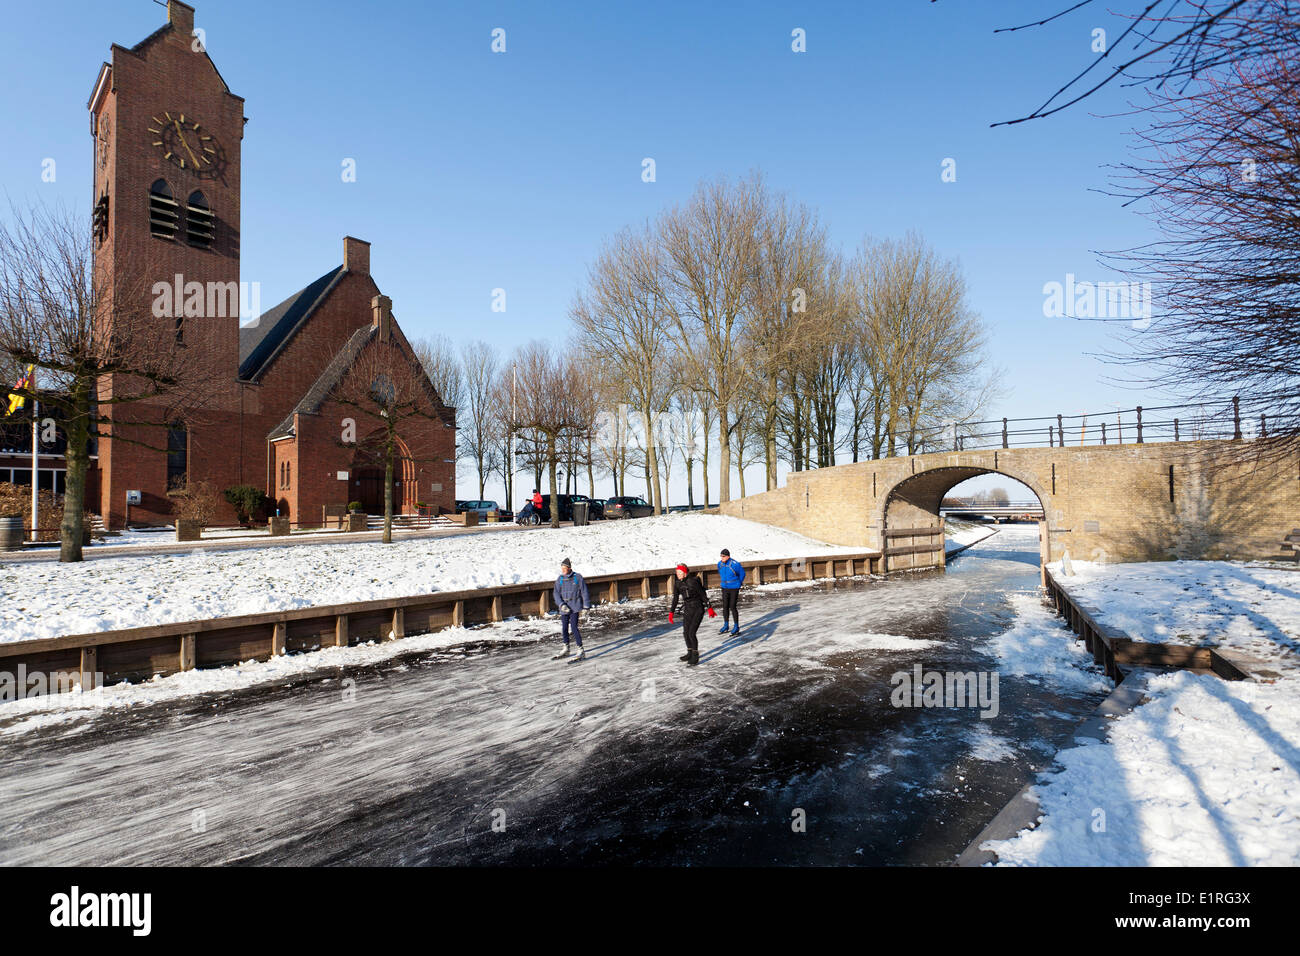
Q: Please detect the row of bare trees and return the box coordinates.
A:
[430,174,998,521]
[568,173,998,512]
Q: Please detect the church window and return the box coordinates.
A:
[166,422,188,490]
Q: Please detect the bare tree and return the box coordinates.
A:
[507,342,585,528]
[746,190,827,486]
[413,334,464,414]
[329,313,450,543]
[453,340,500,498]
[0,202,218,561]
[571,225,676,514]
[1105,30,1300,454]
[660,173,763,503]
[853,233,996,457]
[993,1,1296,126]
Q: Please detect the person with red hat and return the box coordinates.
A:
[668,562,715,666]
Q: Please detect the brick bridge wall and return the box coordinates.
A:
[719,441,1300,570]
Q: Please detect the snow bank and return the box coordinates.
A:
[0,513,860,644]
[985,670,1300,866]
[984,558,1300,865]
[945,518,999,554]
[1048,557,1300,671]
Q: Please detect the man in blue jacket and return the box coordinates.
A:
[552,557,591,661]
[717,548,745,635]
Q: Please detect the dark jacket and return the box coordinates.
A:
[717,558,746,589]
[670,572,710,615]
[554,571,590,613]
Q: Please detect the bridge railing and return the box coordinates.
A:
[907,396,1300,453]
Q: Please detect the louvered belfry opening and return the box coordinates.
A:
[186,190,214,248]
[148,179,178,239]
[92,192,109,245]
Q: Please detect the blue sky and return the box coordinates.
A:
[1,0,1174,503]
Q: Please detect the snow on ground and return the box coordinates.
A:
[986,592,1112,696]
[985,557,1300,866]
[985,669,1300,866]
[858,634,944,651]
[945,518,999,554]
[0,513,861,644]
[1049,556,1300,672]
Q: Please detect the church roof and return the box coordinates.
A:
[238,266,344,381]
[267,324,377,440]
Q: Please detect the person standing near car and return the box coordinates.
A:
[716,548,745,635]
[668,563,715,666]
[552,557,591,661]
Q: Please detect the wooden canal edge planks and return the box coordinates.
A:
[1043,565,1283,684]
[0,550,883,695]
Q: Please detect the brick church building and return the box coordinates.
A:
[86,0,456,529]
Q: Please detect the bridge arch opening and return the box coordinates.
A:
[880,466,1048,573]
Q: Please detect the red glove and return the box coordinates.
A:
[707,607,716,618]
[668,612,674,624]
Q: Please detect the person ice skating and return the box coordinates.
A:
[668,562,715,666]
[552,557,591,661]
[716,548,745,635]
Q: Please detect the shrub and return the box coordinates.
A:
[348,501,363,512]
[172,480,224,528]
[223,484,271,525]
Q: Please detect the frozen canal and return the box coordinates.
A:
[0,525,1109,865]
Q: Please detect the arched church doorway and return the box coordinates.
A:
[350,432,415,516]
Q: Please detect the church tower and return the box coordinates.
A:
[89,0,245,527]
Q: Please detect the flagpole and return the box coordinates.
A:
[30,369,38,543]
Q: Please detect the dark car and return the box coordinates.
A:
[604,495,654,519]
[515,493,605,525]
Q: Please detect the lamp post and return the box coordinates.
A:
[30,369,38,543]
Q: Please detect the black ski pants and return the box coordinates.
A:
[720,588,740,628]
[681,604,704,652]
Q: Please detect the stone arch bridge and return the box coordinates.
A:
[720,438,1300,572]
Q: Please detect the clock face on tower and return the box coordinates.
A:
[148,111,226,178]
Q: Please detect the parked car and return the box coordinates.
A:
[604,495,654,519]
[515,493,604,525]
[456,499,506,520]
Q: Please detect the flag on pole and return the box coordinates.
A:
[6,365,33,416]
